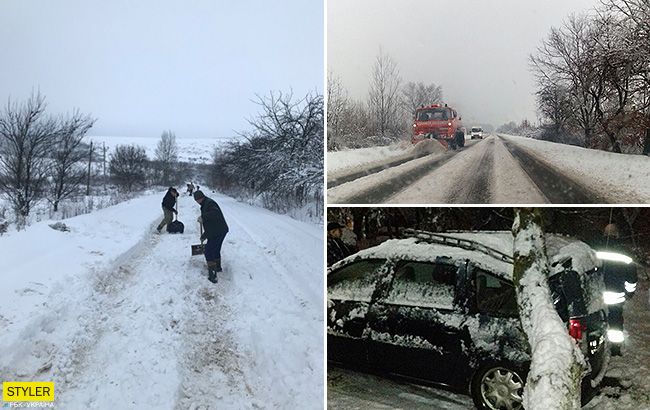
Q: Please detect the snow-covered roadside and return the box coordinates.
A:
[499,134,650,203]
[0,190,323,409]
[327,143,413,174]
[586,274,650,410]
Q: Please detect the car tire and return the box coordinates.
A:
[470,363,526,410]
[611,344,622,356]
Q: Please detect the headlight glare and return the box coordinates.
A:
[603,291,625,305]
[596,251,633,264]
[607,329,625,343]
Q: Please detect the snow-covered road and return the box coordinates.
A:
[0,191,323,409]
[327,135,650,204]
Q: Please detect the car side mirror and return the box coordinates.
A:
[459,117,462,121]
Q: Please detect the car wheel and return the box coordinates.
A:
[471,364,525,410]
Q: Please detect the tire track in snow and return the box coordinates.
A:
[445,138,494,203]
[335,140,487,204]
[499,135,609,203]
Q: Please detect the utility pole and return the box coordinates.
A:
[102,142,107,193]
[86,141,93,196]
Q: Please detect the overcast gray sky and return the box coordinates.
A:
[328,0,599,128]
[0,0,323,139]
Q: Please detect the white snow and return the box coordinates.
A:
[327,134,650,203]
[585,274,650,410]
[0,189,323,409]
[89,135,230,164]
[499,134,650,202]
[512,219,585,410]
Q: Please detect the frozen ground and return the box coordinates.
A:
[0,190,323,409]
[327,134,650,204]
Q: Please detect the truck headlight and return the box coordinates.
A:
[596,251,633,264]
[624,281,637,293]
[603,291,625,305]
[607,329,625,343]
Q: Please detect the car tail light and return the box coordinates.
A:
[569,318,587,341]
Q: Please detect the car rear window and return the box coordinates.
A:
[328,259,385,302]
[383,261,457,309]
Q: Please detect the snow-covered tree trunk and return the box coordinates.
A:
[512,208,585,409]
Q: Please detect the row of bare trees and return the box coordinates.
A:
[531,0,650,154]
[328,49,443,150]
[211,91,323,216]
[0,93,188,229]
[0,93,95,228]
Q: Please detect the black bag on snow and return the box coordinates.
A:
[167,220,184,234]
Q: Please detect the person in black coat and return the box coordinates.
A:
[156,187,179,233]
[193,190,229,283]
[327,222,355,267]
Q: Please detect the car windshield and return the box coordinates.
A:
[472,128,482,132]
[417,108,448,121]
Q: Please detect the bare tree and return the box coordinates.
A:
[368,49,402,138]
[327,70,350,150]
[401,81,443,114]
[0,93,55,229]
[536,80,576,142]
[531,14,600,147]
[109,144,148,191]
[212,91,323,213]
[154,129,179,185]
[512,208,585,409]
[49,110,95,211]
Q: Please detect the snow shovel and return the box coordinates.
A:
[191,221,205,256]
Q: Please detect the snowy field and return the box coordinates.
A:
[89,135,231,164]
[0,190,323,409]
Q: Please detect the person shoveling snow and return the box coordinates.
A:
[193,190,229,283]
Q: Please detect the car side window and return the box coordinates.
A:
[328,259,385,302]
[476,270,518,317]
[383,261,457,309]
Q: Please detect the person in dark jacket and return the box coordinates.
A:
[327,222,354,267]
[156,187,179,233]
[193,190,229,283]
[591,222,638,355]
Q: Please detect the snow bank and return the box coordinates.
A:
[500,134,650,202]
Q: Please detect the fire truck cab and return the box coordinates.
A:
[412,104,465,149]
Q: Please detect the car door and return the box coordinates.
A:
[469,267,529,366]
[327,259,387,366]
[366,260,469,385]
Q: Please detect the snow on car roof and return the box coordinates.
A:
[333,231,597,281]
[445,231,598,272]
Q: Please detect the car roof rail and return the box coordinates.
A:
[401,229,514,264]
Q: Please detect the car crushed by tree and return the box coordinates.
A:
[327,230,609,410]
